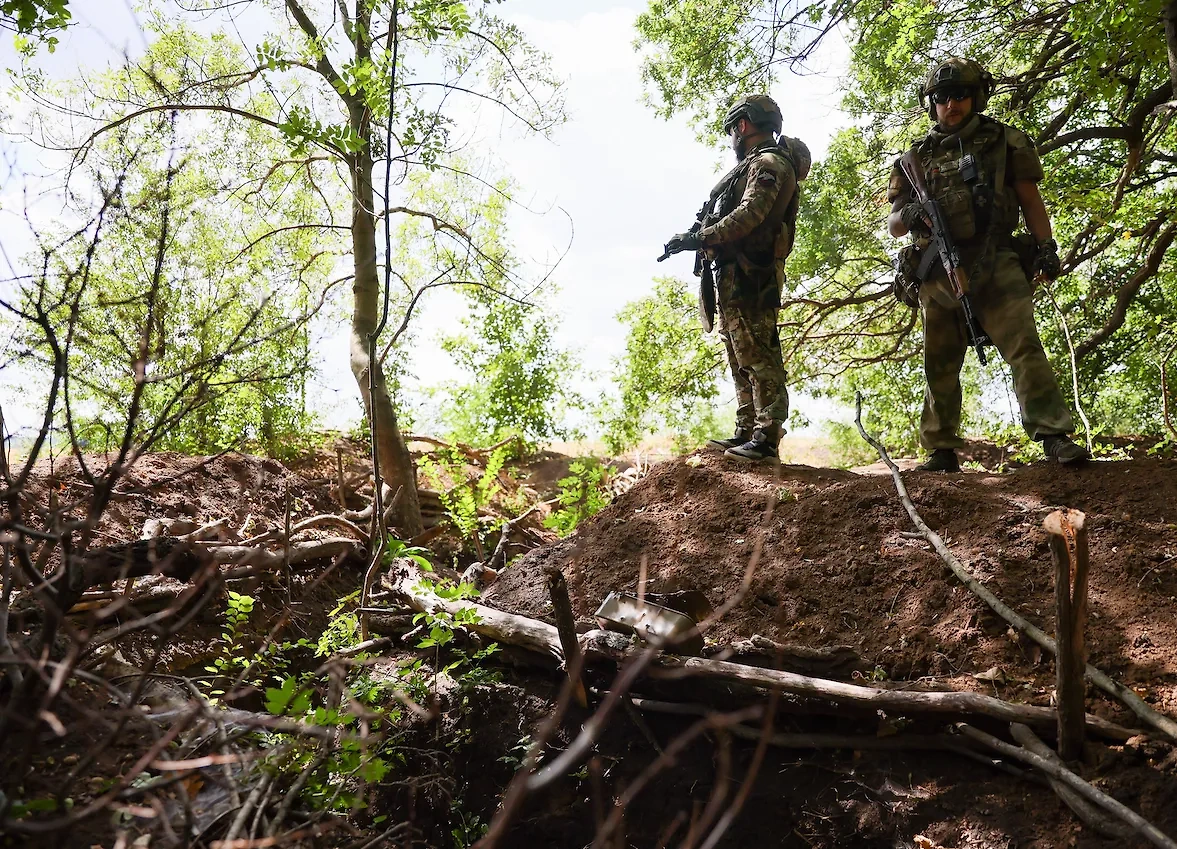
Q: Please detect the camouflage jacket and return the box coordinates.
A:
[698,140,799,273]
[888,113,1044,247]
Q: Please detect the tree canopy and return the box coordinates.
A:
[9,0,568,532]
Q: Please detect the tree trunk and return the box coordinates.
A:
[1167,1,1177,99]
[348,138,423,538]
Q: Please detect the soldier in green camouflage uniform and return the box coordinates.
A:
[664,95,810,462]
[887,58,1088,471]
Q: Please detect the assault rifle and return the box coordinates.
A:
[898,150,991,365]
[656,206,707,263]
[657,202,716,331]
[656,225,696,262]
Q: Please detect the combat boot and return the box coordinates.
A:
[707,428,752,451]
[1042,434,1090,465]
[725,426,780,463]
[916,448,959,472]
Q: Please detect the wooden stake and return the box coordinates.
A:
[335,446,348,510]
[546,565,588,707]
[1045,509,1089,761]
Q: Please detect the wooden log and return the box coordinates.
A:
[382,561,1135,740]
[644,651,1132,741]
[706,636,863,677]
[77,537,209,588]
[1009,723,1132,839]
[545,565,587,707]
[1046,509,1089,760]
[854,391,1177,742]
[203,537,360,570]
[382,560,562,659]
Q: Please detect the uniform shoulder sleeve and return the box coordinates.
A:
[697,150,791,246]
[747,149,793,188]
[1003,125,1045,183]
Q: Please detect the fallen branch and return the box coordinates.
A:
[404,433,520,464]
[213,514,370,548]
[959,723,1177,849]
[634,649,1134,741]
[144,704,375,743]
[202,537,361,570]
[705,636,863,677]
[1008,723,1133,839]
[382,560,562,659]
[382,560,1134,739]
[854,392,1177,741]
[487,497,558,571]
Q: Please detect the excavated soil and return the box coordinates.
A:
[10,446,1177,847]
[487,449,1177,847]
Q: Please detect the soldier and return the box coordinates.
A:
[662,95,810,462]
[888,58,1089,472]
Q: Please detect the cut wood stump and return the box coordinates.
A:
[1045,509,1089,761]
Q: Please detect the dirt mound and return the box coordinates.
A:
[485,450,1177,845]
[489,448,1177,722]
[23,451,344,544]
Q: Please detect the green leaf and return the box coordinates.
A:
[9,797,59,818]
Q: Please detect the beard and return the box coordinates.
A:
[731,133,747,161]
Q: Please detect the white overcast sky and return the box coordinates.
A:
[0,0,850,439]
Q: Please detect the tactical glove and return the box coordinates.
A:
[899,202,931,235]
[1033,238,1061,281]
[665,231,703,255]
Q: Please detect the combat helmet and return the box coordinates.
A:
[919,58,994,119]
[723,94,784,136]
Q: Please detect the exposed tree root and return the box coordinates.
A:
[960,723,1177,848]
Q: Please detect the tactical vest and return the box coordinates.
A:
[706,139,805,272]
[910,115,1019,245]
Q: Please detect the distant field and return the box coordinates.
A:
[544,434,837,468]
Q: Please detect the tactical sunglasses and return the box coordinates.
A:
[930,86,973,104]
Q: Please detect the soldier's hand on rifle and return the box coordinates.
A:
[1033,237,1061,281]
[899,202,932,235]
[660,231,703,260]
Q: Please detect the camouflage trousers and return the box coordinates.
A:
[716,264,789,434]
[920,246,1074,449]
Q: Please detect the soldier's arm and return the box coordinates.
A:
[1006,127,1052,242]
[697,155,792,246]
[1014,180,1052,243]
[888,194,910,238]
[887,161,913,237]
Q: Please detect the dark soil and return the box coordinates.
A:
[7,446,1177,848]
[487,448,1177,847]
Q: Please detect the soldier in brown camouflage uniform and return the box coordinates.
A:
[664,95,810,462]
[887,58,1088,471]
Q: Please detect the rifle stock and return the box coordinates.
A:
[898,151,991,365]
